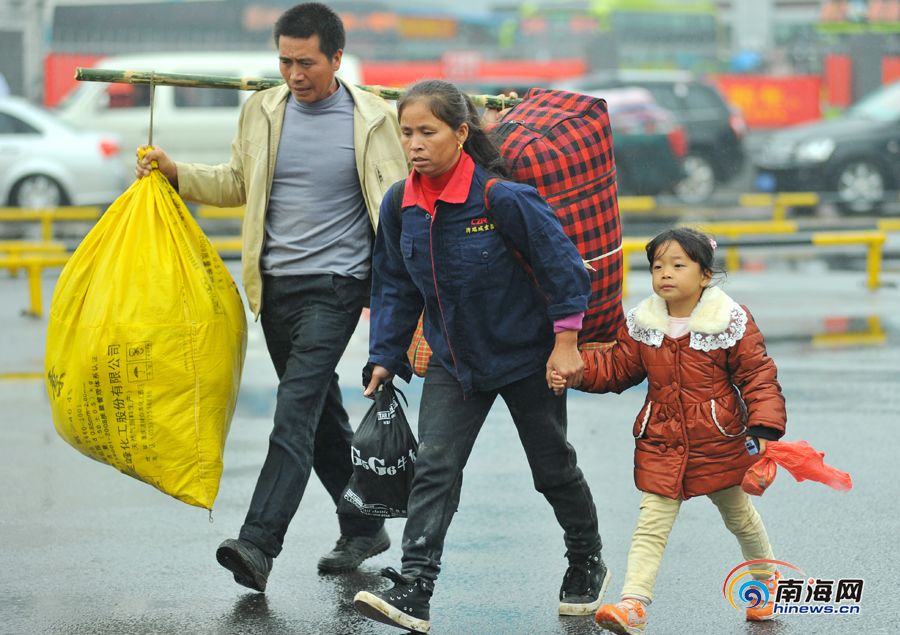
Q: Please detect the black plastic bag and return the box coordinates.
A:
[339,383,417,518]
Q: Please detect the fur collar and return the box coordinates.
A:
[626,286,748,350]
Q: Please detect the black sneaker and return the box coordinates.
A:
[354,567,432,633]
[559,549,611,615]
[216,538,272,593]
[317,527,390,573]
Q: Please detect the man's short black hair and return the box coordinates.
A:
[274,3,345,58]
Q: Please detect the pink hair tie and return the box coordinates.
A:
[709,238,718,251]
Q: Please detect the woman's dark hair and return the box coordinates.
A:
[274,3,345,59]
[645,227,722,280]
[397,80,509,178]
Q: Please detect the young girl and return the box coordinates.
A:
[551,227,785,634]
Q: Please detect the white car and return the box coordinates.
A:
[0,96,128,208]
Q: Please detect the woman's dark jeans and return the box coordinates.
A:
[239,274,382,557]
[400,362,601,583]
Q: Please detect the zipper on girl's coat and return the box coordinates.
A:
[428,204,460,374]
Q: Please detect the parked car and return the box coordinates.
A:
[0,96,127,208]
[593,87,687,196]
[754,80,900,214]
[556,70,746,203]
[56,51,362,169]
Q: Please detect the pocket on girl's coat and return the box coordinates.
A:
[708,396,748,438]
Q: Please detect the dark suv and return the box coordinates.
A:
[556,70,747,203]
[754,80,900,214]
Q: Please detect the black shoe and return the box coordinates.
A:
[216,538,272,593]
[559,549,611,615]
[317,527,390,573]
[353,567,432,633]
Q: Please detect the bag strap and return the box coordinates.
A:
[392,181,406,220]
[377,381,408,408]
[482,177,536,283]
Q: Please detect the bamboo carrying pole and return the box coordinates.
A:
[74,68,523,109]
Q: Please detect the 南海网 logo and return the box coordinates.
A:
[723,559,863,616]
[723,559,802,610]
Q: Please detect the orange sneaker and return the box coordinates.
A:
[595,598,647,635]
[746,571,782,621]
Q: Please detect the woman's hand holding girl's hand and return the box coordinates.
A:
[549,370,568,395]
[546,331,584,394]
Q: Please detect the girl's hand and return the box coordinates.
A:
[549,370,567,395]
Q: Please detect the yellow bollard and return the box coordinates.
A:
[27,261,44,317]
[725,246,740,273]
[41,213,53,242]
[866,236,884,290]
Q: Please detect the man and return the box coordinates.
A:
[137,2,408,592]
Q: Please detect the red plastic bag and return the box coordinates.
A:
[742,440,852,496]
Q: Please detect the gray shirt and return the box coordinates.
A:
[261,84,371,278]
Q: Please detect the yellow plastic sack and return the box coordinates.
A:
[45,162,247,509]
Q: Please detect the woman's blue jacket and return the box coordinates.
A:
[369,164,591,397]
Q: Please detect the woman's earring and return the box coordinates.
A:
[457,142,463,150]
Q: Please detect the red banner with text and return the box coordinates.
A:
[711,75,822,129]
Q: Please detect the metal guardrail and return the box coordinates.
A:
[615,193,822,220]
[0,194,896,238]
[2,196,896,317]
[0,232,889,317]
[196,193,900,225]
[0,207,101,241]
[620,231,886,296]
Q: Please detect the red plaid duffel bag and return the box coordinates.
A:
[492,87,624,345]
[406,88,625,376]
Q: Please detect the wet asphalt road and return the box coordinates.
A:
[2,257,899,635]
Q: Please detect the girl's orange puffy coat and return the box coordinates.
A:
[580,287,785,499]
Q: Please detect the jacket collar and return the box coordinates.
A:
[627,286,748,350]
[401,151,475,209]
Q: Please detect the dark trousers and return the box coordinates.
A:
[400,363,602,583]
[239,274,382,557]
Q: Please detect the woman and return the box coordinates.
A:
[352,80,609,633]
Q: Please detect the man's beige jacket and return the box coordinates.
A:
[176,78,408,318]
